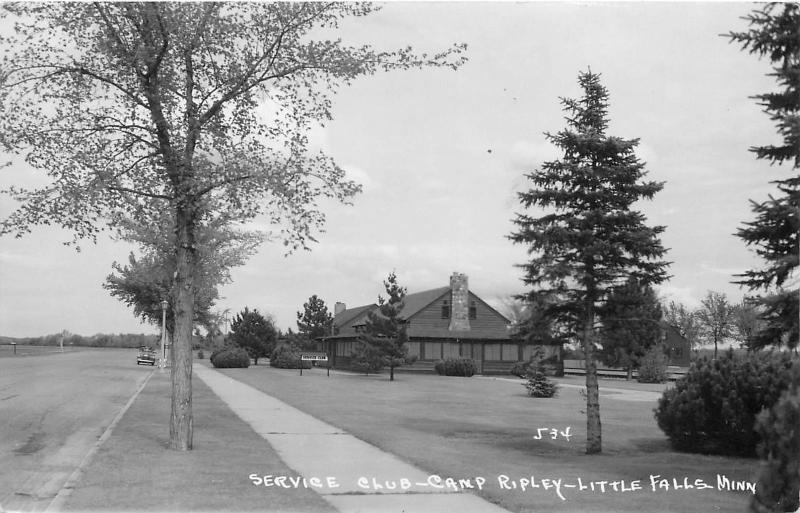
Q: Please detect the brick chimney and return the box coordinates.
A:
[334,302,347,317]
[448,272,470,331]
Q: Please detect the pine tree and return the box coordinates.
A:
[599,278,663,380]
[360,272,413,381]
[229,307,277,365]
[509,71,670,454]
[296,295,334,349]
[727,2,800,351]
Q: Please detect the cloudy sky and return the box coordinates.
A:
[0,2,790,338]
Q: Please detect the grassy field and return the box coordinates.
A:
[212,364,759,513]
[0,344,84,358]
[64,369,336,513]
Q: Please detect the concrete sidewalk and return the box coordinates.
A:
[193,364,510,513]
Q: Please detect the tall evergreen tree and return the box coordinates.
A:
[509,71,670,454]
[727,6,800,512]
[728,2,800,351]
[599,278,663,380]
[359,272,414,381]
[296,295,334,342]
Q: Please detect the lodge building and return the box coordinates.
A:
[320,272,563,375]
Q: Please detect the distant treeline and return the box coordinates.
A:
[0,333,159,348]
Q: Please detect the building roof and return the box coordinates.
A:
[333,286,451,328]
[329,283,513,341]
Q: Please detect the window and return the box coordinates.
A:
[469,301,477,320]
[522,344,535,361]
[406,342,421,359]
[484,344,501,360]
[442,342,460,359]
[425,342,442,360]
[441,300,450,319]
[502,343,519,361]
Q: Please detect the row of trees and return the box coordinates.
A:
[507,3,797,509]
[0,3,466,450]
[509,3,798,465]
[208,294,337,364]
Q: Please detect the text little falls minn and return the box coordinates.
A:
[249,473,756,501]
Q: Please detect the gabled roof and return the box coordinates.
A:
[333,286,451,328]
[334,303,376,329]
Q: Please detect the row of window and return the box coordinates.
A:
[332,340,546,362]
[441,300,478,320]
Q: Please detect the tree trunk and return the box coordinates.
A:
[626,366,632,381]
[390,364,394,381]
[170,203,196,451]
[583,304,602,454]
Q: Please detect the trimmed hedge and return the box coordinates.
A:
[269,346,311,369]
[655,350,797,456]
[434,358,477,377]
[210,346,251,368]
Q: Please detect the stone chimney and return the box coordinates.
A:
[448,272,470,331]
[334,302,347,317]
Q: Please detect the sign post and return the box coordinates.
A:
[299,352,329,376]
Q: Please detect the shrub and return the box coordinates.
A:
[209,346,250,368]
[434,358,477,377]
[637,344,668,383]
[654,350,797,456]
[197,350,205,360]
[524,371,559,398]
[510,360,535,378]
[750,362,800,513]
[269,345,311,369]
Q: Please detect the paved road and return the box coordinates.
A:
[0,349,153,512]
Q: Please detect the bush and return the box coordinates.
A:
[637,344,668,383]
[510,359,535,378]
[654,350,797,456]
[197,350,205,360]
[209,346,250,368]
[750,362,800,513]
[269,345,311,369]
[434,358,477,377]
[524,371,558,398]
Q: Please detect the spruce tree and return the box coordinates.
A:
[360,272,413,381]
[599,278,663,379]
[509,71,670,454]
[727,5,800,511]
[728,2,800,350]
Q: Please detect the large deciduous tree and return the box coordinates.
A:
[0,3,466,450]
[104,205,263,336]
[727,2,799,352]
[663,300,702,352]
[509,71,670,454]
[696,291,737,359]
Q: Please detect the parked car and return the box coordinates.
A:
[137,346,156,366]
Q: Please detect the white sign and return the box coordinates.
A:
[300,352,328,361]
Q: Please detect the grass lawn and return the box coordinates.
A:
[212,364,759,513]
[64,369,336,513]
[0,344,85,358]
